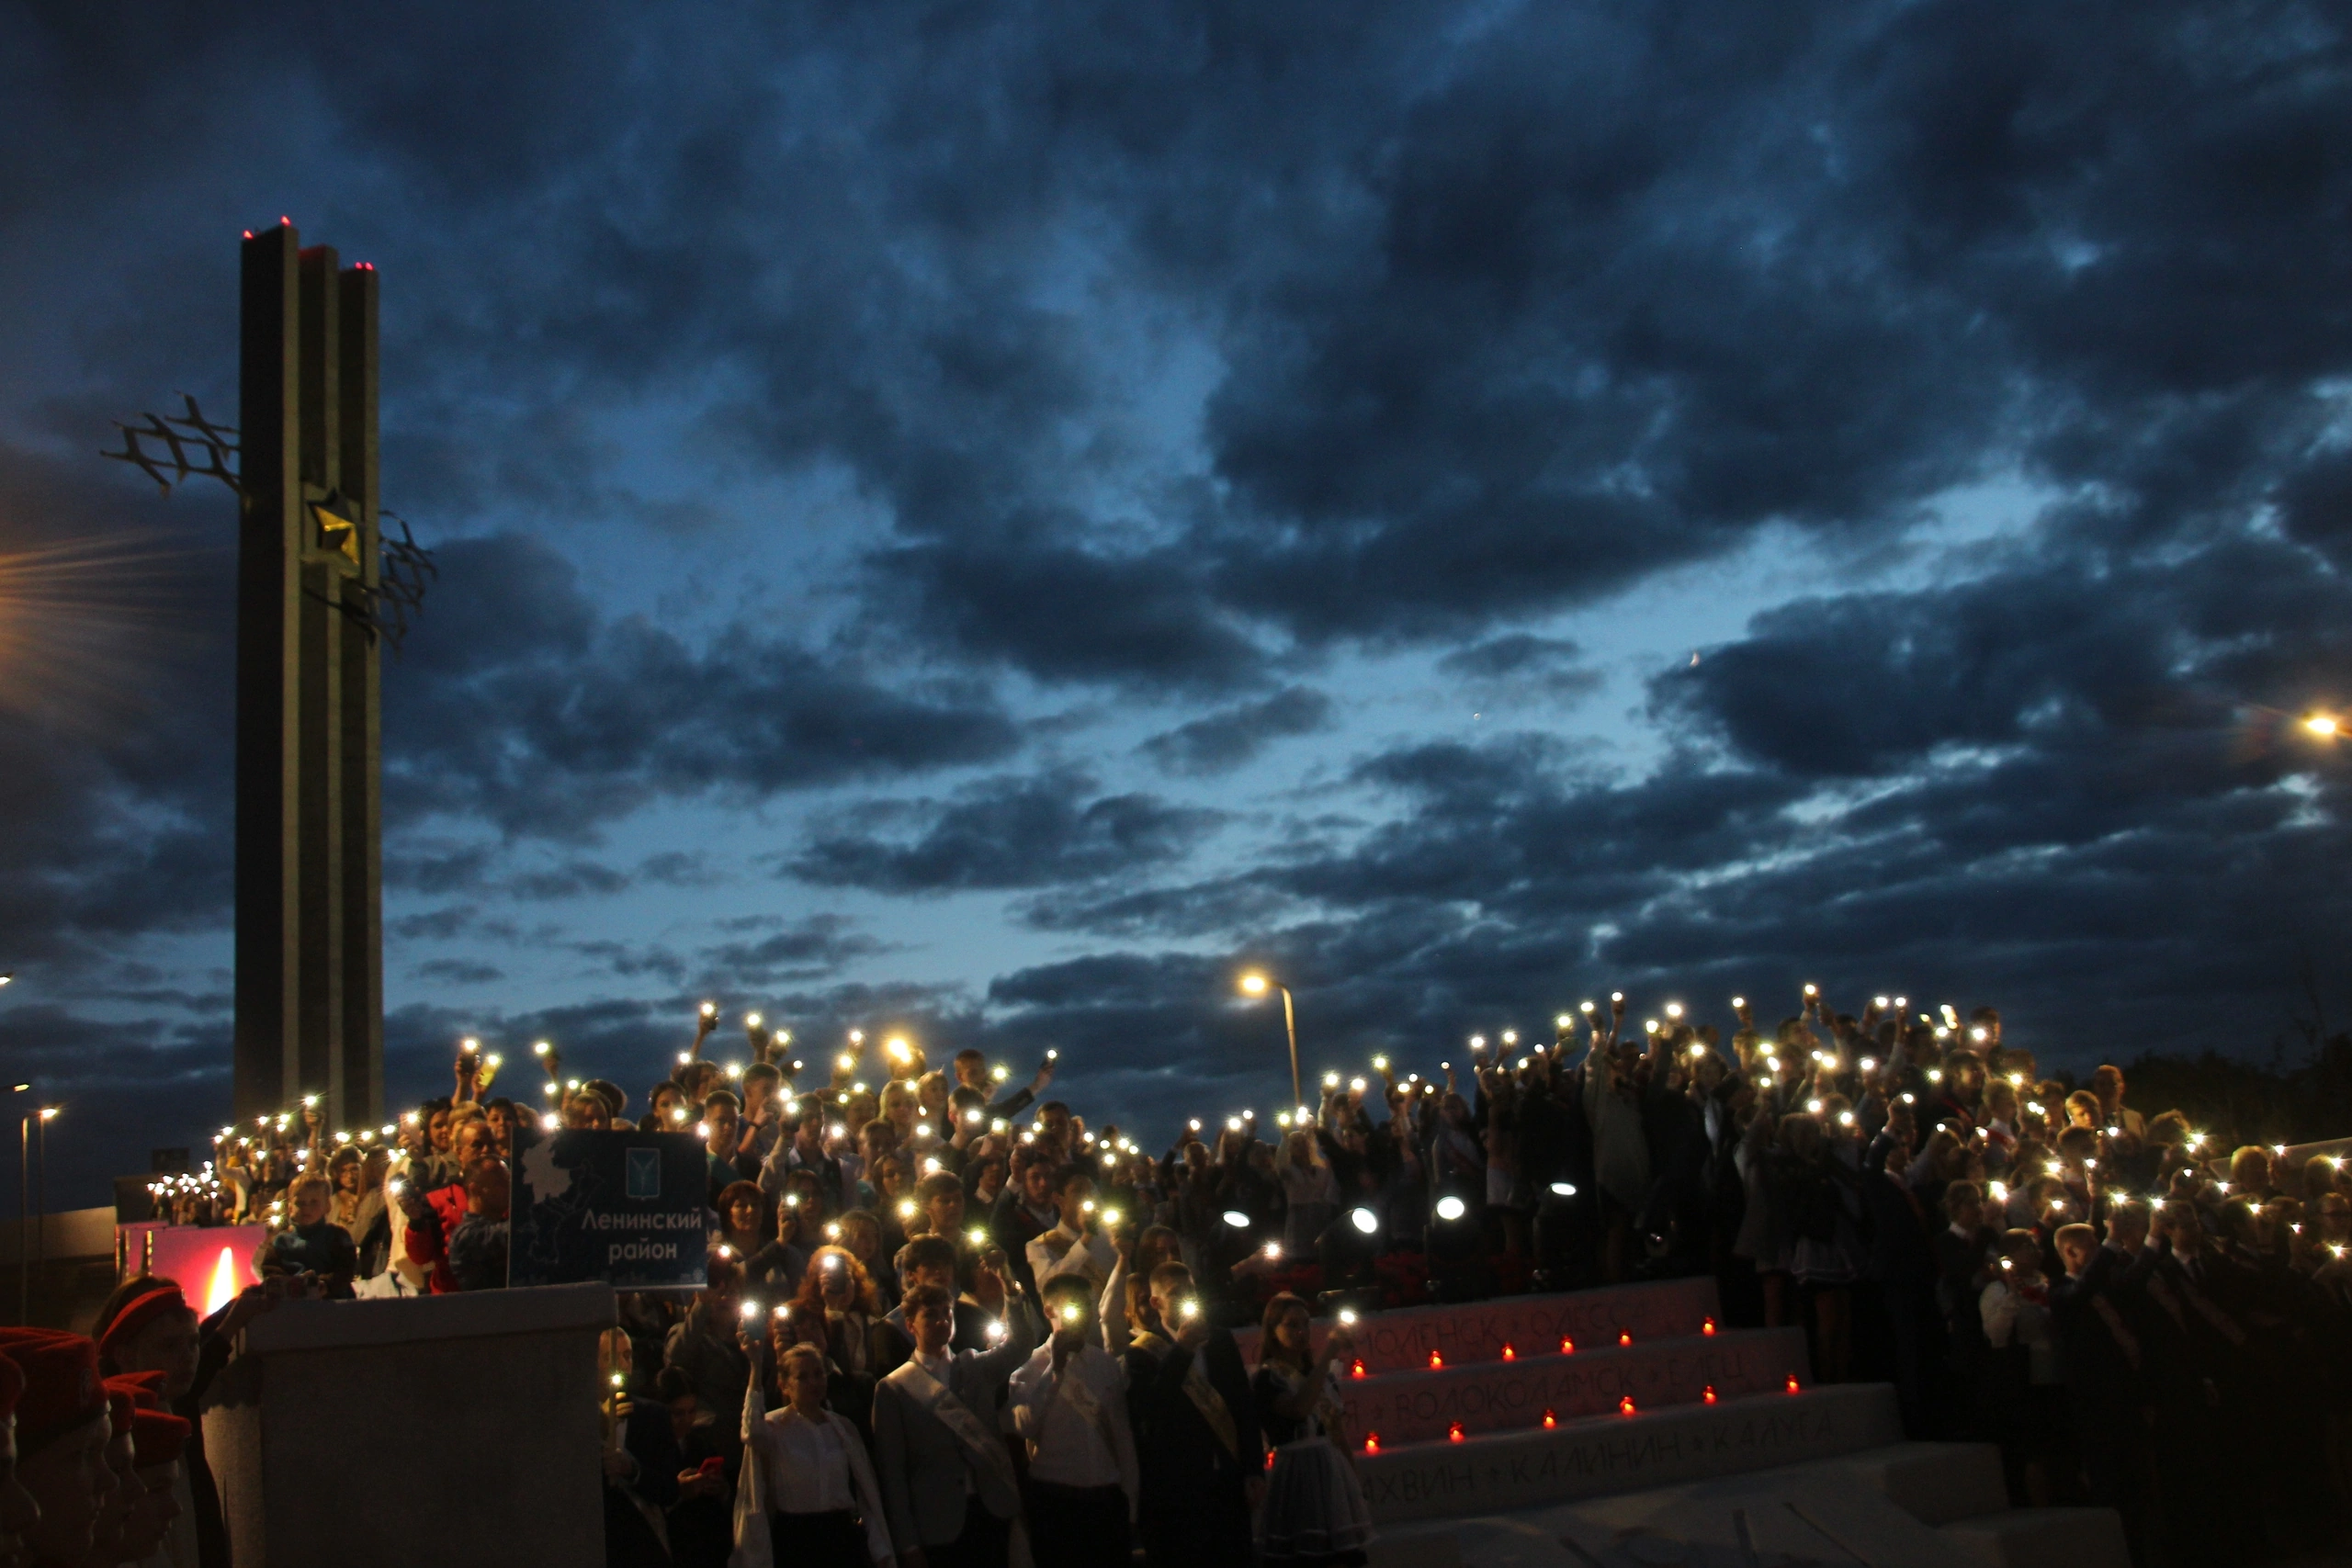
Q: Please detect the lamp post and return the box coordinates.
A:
[9,1084,26,1325]
[32,1107,55,1314]
[1238,973,1302,1112]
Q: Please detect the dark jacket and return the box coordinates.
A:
[605,1393,684,1568]
[1125,1329,1264,1557]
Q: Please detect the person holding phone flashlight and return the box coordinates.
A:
[1010,1278,1136,1568]
[1122,1262,1261,1568]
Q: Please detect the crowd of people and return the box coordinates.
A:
[32,988,2352,1567]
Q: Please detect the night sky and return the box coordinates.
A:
[5,3,2351,1205]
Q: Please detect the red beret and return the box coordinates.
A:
[96,1286,192,1366]
[126,1407,190,1469]
[106,1371,170,1411]
[0,1330,107,1452]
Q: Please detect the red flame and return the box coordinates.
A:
[1351,1359,1366,1380]
[1703,1384,1717,1404]
[1618,1331,1632,1348]
[1618,1395,1636,1416]
[1501,1343,1515,1361]
[1447,1422,1464,1443]
[1702,1317,1716,1336]
[1363,1433,1380,1455]
[1785,1373,1801,1394]
[1559,1337,1575,1354]
[1542,1409,1556,1428]
[1428,1350,1443,1370]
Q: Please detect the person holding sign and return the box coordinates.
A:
[870,1280,1035,1568]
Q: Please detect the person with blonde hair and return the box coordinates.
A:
[736,1340,896,1568]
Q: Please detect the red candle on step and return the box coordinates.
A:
[1702,1317,1716,1336]
[1618,1331,1631,1348]
[1363,1433,1380,1455]
[1501,1343,1515,1360]
[1351,1359,1366,1380]
[1618,1395,1635,1416]
[1429,1350,1443,1370]
[1559,1337,1574,1354]
[1702,1384,1717,1404]
[1447,1421,1464,1443]
[1542,1409,1556,1428]
[1785,1373,1801,1394]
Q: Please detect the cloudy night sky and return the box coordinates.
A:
[4,2,2351,1203]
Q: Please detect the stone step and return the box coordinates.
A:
[1830,1439,2010,1525]
[1236,1276,1723,1373]
[1939,1506,2132,1568]
[1339,1326,1809,1446]
[1356,1382,1905,1525]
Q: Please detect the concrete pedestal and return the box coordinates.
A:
[201,1282,615,1567]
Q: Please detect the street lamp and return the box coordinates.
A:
[2305,713,2340,739]
[34,1107,55,1307]
[1238,972,1302,1111]
[17,1100,54,1325]
[7,1084,26,1325]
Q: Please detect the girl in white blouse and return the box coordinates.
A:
[734,1341,896,1568]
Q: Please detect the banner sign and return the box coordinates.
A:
[508,1126,709,1289]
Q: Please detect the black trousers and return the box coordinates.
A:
[770,1508,865,1568]
[1029,1480,1129,1568]
[930,1495,1012,1568]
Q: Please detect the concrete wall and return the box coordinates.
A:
[203,1281,616,1568]
[0,1207,123,1331]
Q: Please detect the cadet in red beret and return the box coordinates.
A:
[116,1397,190,1565]
[0,1354,40,1567]
[0,1330,115,1566]
[93,1282,199,1402]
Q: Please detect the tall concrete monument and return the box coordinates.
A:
[232,221,383,1129]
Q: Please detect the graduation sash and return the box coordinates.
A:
[1179,1351,1239,1461]
[887,1358,1021,1501]
[1126,1329,1236,1458]
[1049,1349,1139,1506]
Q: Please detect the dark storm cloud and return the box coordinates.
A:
[1435,635,1604,705]
[6,0,2352,1201]
[790,770,1222,894]
[697,915,890,987]
[1655,532,2352,786]
[1015,873,1296,940]
[413,957,504,986]
[1139,686,1333,776]
[1437,637,1588,682]
[506,859,631,902]
[385,534,1023,837]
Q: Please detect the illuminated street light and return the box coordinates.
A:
[1237,971,1303,1111]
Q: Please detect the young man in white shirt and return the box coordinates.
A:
[1010,1276,1136,1568]
[1024,1168,1118,1298]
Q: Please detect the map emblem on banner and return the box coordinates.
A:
[507,1125,708,1290]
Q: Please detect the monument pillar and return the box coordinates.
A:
[233,222,382,1129]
